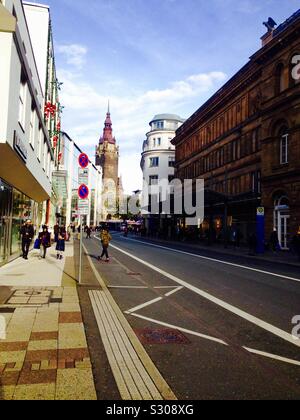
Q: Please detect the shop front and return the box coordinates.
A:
[0,178,42,266]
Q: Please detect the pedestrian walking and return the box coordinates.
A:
[20,220,34,260]
[56,227,66,260]
[86,226,92,239]
[98,226,112,262]
[54,223,60,243]
[38,226,51,259]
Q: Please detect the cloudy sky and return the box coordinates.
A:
[43,0,299,193]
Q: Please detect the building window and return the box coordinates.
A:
[280,133,289,165]
[18,76,27,130]
[157,138,161,146]
[43,142,47,171]
[168,156,175,167]
[275,63,285,95]
[149,175,159,185]
[150,157,159,168]
[29,105,36,148]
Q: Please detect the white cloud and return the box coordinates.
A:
[58,69,227,193]
[57,44,88,69]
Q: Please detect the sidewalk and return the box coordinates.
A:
[132,236,300,268]
[0,241,97,400]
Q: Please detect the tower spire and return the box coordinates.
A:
[99,104,115,145]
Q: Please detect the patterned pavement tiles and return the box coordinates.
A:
[0,287,97,400]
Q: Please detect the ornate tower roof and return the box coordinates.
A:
[99,102,116,145]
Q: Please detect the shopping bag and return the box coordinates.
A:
[34,239,41,250]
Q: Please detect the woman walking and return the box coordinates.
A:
[98,226,112,262]
[56,227,66,260]
[38,226,51,259]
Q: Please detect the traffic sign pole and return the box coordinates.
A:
[79,215,83,285]
[78,153,90,285]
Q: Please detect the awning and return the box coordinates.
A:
[0,3,16,33]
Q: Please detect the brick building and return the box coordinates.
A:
[172,10,300,249]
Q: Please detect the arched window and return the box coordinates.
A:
[290,53,300,86]
[279,127,289,165]
[275,63,285,95]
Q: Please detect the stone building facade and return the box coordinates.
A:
[172,9,300,249]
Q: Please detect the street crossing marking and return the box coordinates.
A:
[109,243,300,349]
[121,237,300,284]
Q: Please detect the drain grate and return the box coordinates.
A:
[135,328,190,345]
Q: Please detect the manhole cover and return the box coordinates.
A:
[24,291,42,296]
[5,289,53,306]
[135,328,190,345]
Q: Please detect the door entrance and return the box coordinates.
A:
[274,196,290,250]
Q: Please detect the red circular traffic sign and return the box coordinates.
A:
[78,153,89,169]
[78,184,89,200]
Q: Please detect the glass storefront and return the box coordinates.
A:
[0,178,41,266]
[0,180,12,266]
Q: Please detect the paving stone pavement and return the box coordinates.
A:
[0,286,97,400]
[0,241,97,400]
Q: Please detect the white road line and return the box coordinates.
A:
[126,297,163,314]
[243,347,300,367]
[108,286,149,289]
[165,286,184,297]
[130,313,228,346]
[110,243,300,349]
[125,287,183,314]
[130,312,300,368]
[118,237,300,284]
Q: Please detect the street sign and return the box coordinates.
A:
[78,200,89,216]
[78,153,89,169]
[78,168,89,185]
[256,207,265,254]
[257,207,265,216]
[78,184,89,200]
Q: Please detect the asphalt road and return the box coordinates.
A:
[84,233,300,400]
